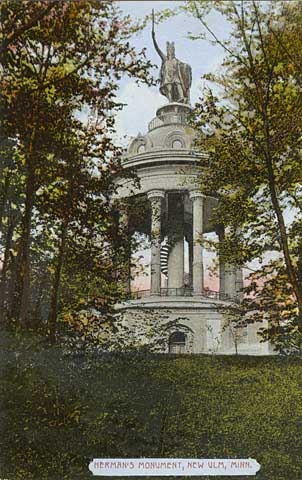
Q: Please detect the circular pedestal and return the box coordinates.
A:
[114,296,271,355]
[156,102,192,125]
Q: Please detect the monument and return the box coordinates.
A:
[152,13,192,104]
[114,18,271,355]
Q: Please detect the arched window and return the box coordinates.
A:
[137,144,146,153]
[164,130,186,149]
[172,138,184,149]
[169,331,186,353]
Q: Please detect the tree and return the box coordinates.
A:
[60,307,181,354]
[1,0,153,331]
[185,0,302,350]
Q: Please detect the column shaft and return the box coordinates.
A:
[218,230,226,299]
[168,238,184,290]
[223,227,243,302]
[167,194,184,291]
[236,268,244,302]
[119,206,131,295]
[148,191,164,296]
[188,236,193,288]
[190,191,205,295]
[220,261,226,298]
[224,263,237,300]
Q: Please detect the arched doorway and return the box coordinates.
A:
[168,331,187,353]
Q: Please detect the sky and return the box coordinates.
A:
[114,1,231,290]
[115,0,230,145]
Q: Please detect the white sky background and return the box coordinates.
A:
[115,1,230,290]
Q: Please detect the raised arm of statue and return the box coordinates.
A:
[152,10,165,61]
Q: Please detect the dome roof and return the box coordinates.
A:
[127,103,196,156]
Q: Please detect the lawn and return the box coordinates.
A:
[1,332,302,480]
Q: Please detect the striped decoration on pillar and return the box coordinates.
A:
[160,239,170,276]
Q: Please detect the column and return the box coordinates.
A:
[147,190,165,296]
[224,263,237,300]
[218,229,226,299]
[189,190,205,295]
[220,261,226,299]
[222,226,238,301]
[188,234,193,288]
[236,268,244,302]
[235,227,244,302]
[167,193,184,291]
[119,204,131,295]
[168,237,184,290]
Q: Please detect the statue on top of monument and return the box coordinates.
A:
[151,10,192,105]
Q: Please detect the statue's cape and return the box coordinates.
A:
[179,61,192,94]
[159,59,192,100]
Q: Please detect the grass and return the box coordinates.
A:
[1,332,302,480]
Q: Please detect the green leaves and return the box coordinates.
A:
[0,0,153,330]
[188,1,302,348]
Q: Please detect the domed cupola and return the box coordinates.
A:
[127,103,196,158]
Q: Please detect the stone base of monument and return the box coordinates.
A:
[114,297,274,355]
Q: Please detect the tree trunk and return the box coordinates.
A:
[18,171,35,328]
[48,221,68,342]
[0,216,16,321]
[32,267,49,328]
[265,151,302,326]
[0,174,10,231]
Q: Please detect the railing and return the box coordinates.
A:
[160,287,194,297]
[148,116,164,131]
[130,288,236,302]
[131,289,151,299]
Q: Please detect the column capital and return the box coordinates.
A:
[189,189,206,201]
[147,190,165,201]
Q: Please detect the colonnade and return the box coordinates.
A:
[146,189,243,300]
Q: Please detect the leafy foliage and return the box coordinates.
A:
[186,0,302,350]
[0,0,153,335]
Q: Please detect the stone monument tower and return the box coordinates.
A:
[114,21,270,355]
